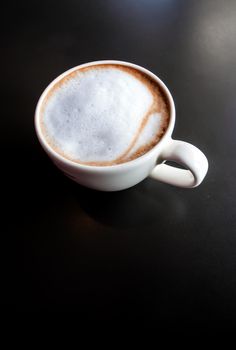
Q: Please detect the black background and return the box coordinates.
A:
[3,0,236,324]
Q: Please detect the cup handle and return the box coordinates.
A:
[149,139,208,188]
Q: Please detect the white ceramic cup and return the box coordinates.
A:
[35,60,208,191]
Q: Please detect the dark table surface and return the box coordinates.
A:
[3,0,236,323]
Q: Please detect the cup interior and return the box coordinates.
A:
[35,60,175,169]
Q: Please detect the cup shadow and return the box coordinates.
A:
[69,177,187,230]
[19,140,188,231]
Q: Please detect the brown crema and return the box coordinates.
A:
[40,64,170,166]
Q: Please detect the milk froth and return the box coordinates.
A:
[40,64,169,165]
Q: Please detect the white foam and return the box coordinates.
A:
[42,66,165,163]
[126,112,163,159]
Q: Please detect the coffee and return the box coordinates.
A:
[40,64,170,166]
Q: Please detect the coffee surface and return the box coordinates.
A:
[40,64,169,165]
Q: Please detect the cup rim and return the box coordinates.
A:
[35,60,175,171]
